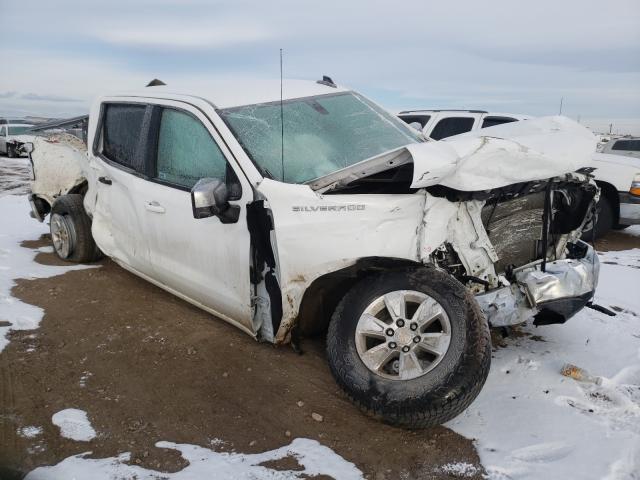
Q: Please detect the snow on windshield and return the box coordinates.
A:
[219,92,421,183]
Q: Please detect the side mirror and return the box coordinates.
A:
[190,177,240,223]
[408,121,423,132]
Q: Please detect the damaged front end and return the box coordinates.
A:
[302,116,601,331]
[425,175,600,327]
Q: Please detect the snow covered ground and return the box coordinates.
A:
[26,438,363,480]
[447,248,640,479]
[0,156,31,196]
[28,410,362,480]
[0,194,94,351]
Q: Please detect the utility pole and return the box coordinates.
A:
[609,123,613,134]
[559,97,563,115]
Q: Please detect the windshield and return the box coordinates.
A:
[218,92,422,183]
[8,126,31,135]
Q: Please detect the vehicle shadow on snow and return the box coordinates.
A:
[0,235,485,479]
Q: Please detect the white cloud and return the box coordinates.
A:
[0,0,638,133]
[97,24,273,49]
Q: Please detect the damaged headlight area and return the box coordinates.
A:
[426,172,600,327]
[476,242,599,327]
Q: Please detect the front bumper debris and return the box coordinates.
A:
[476,242,599,327]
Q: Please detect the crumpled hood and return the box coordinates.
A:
[309,116,597,193]
[408,116,596,190]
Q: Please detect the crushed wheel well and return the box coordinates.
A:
[595,180,619,223]
[68,180,89,197]
[296,257,422,337]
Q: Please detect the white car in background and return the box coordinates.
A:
[0,122,35,158]
[399,109,640,237]
[601,137,640,160]
[398,109,529,140]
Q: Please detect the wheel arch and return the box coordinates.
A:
[31,180,89,221]
[67,179,89,197]
[296,256,423,337]
[596,180,620,224]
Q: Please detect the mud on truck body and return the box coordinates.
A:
[25,78,600,428]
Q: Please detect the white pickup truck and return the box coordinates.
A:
[399,109,640,237]
[22,80,600,428]
[0,121,35,157]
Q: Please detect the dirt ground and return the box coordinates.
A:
[1,233,487,480]
[1,152,639,479]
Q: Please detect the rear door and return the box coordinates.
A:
[141,100,255,333]
[90,103,156,278]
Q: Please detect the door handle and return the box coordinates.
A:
[145,201,165,214]
[98,176,112,185]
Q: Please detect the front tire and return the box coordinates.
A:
[50,194,102,263]
[6,144,16,158]
[326,267,491,428]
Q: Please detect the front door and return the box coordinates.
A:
[142,102,254,334]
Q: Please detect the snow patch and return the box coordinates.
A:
[51,408,97,442]
[18,425,43,438]
[0,195,96,352]
[447,248,640,480]
[625,225,640,238]
[437,462,480,477]
[26,437,363,480]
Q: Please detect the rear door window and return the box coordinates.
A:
[155,108,228,189]
[101,104,147,172]
[612,140,640,152]
[430,117,475,140]
[481,116,518,128]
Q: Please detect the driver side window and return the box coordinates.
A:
[155,108,227,189]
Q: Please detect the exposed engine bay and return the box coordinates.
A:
[426,174,599,327]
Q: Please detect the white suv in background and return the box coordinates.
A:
[399,109,640,237]
[398,110,530,140]
[601,137,640,160]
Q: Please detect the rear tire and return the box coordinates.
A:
[581,195,614,240]
[326,267,491,429]
[50,194,102,263]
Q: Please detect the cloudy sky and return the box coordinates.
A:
[1,0,639,134]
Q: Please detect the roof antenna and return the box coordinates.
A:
[280,48,285,182]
